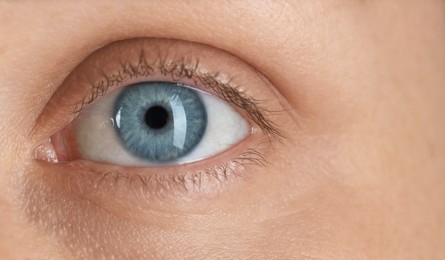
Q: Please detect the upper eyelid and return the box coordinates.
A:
[30,38,287,145]
[74,49,284,140]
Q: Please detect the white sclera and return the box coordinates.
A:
[74,87,250,166]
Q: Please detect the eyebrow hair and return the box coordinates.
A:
[74,50,284,140]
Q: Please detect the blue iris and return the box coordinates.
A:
[113,82,207,162]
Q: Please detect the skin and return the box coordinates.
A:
[0,0,444,259]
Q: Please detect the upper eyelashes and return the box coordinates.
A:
[74,50,283,140]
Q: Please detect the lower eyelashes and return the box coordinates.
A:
[30,147,266,212]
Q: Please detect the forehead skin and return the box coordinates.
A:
[0,0,444,259]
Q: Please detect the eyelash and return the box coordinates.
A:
[73,50,283,140]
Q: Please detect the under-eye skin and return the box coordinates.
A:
[33,38,286,199]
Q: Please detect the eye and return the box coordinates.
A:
[52,81,249,166]
[32,38,285,200]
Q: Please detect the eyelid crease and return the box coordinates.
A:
[73,50,284,140]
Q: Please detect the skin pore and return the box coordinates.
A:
[0,0,444,259]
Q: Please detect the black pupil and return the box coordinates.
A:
[145,106,169,129]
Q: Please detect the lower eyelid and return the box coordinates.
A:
[33,137,268,212]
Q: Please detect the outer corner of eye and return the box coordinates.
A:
[36,81,251,167]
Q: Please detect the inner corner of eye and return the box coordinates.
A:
[43,81,250,167]
[34,138,59,163]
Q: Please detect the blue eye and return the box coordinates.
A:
[114,82,207,162]
[70,81,250,166]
